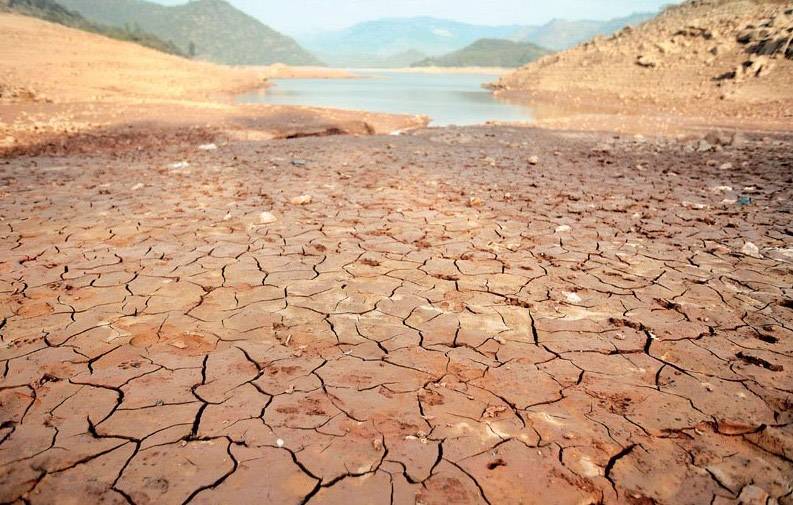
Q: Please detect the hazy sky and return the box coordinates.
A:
[154,0,680,34]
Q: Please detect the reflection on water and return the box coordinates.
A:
[236,71,533,126]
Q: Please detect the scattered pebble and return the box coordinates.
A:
[528,155,539,165]
[168,161,190,170]
[741,242,762,258]
[259,211,277,224]
[290,195,312,205]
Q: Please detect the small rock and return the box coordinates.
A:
[290,195,312,205]
[259,211,277,224]
[741,242,762,258]
[696,140,713,152]
[636,54,658,68]
[528,155,539,165]
[168,161,190,170]
[737,485,769,505]
[467,197,483,207]
[291,159,307,167]
[719,162,734,170]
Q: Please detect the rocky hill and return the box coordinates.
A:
[0,0,183,55]
[492,0,793,129]
[413,38,550,68]
[57,0,321,65]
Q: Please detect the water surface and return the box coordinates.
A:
[237,71,533,126]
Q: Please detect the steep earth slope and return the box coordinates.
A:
[492,0,793,132]
[57,0,321,65]
[413,39,551,68]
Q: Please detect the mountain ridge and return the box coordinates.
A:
[412,38,550,68]
[57,0,322,65]
[298,13,657,67]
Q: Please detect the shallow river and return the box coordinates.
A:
[236,71,533,126]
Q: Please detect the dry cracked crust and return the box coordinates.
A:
[0,126,792,505]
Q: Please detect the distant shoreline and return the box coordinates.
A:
[348,66,511,75]
[250,65,511,79]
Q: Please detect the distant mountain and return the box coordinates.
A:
[412,38,550,68]
[512,13,655,50]
[57,0,321,65]
[300,17,521,67]
[0,0,184,55]
[299,14,655,68]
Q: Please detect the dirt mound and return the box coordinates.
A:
[491,0,793,132]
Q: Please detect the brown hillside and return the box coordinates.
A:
[492,0,793,133]
[0,12,263,103]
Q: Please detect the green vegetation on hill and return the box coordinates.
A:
[1,0,185,55]
[57,0,322,65]
[412,38,550,68]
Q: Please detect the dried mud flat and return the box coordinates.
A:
[1,126,792,505]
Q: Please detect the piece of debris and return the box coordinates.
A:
[198,143,218,151]
[555,225,572,233]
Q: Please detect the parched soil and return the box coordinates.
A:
[1,126,792,505]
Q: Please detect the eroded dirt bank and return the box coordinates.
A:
[1,126,791,505]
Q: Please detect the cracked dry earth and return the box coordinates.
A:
[1,126,792,505]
